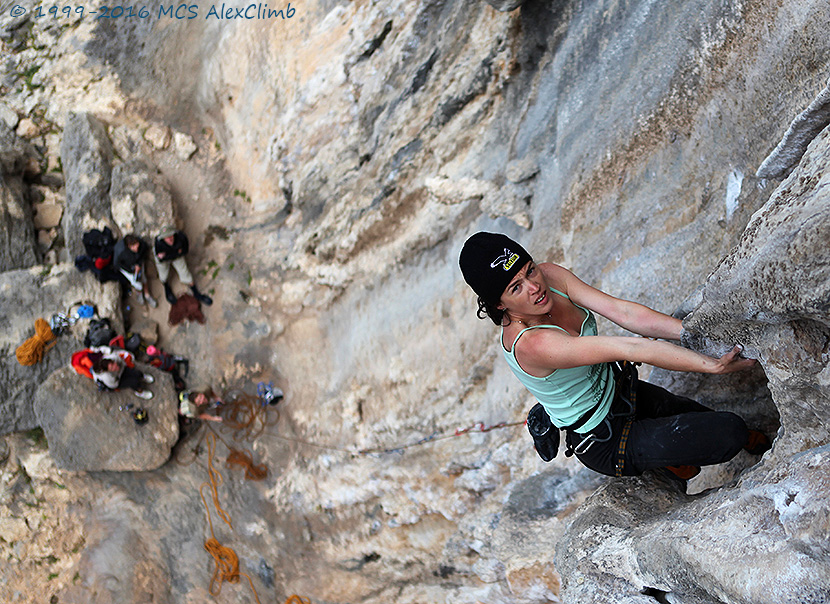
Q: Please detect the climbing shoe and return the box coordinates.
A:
[744,430,771,455]
[134,389,153,400]
[191,285,213,306]
[143,374,154,384]
[164,282,177,305]
[664,465,701,480]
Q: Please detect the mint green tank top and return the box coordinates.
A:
[502,288,615,433]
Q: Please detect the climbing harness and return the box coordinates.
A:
[561,361,638,465]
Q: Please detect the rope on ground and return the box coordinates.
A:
[198,432,262,604]
[221,389,280,441]
[226,449,268,481]
[285,596,312,604]
[16,318,57,366]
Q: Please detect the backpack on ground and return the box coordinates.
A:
[84,318,117,348]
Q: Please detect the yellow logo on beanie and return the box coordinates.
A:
[491,249,520,271]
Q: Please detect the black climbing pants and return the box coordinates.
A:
[565,380,749,477]
[118,367,146,391]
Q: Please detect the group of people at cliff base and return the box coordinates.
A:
[459,232,771,486]
[76,225,213,309]
[72,225,222,423]
[72,325,224,424]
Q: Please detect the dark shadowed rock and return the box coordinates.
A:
[1,264,122,435]
[0,123,38,271]
[481,0,527,12]
[60,112,116,256]
[34,366,178,472]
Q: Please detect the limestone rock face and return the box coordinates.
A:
[109,159,176,240]
[555,120,830,604]
[2,0,830,602]
[60,112,115,256]
[0,123,38,271]
[0,264,122,435]
[34,366,178,472]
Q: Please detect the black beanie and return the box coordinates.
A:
[459,232,533,305]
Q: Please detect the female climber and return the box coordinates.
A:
[458,232,769,480]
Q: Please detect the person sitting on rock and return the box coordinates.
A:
[178,389,222,422]
[113,233,157,308]
[90,349,154,399]
[153,226,213,306]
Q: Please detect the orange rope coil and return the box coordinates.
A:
[16,318,57,366]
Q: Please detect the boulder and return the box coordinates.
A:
[60,112,116,257]
[34,366,178,472]
[0,264,122,435]
[0,123,38,271]
[109,159,177,240]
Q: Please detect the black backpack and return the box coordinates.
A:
[84,318,116,348]
[82,227,116,260]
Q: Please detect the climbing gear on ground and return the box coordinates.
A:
[76,304,95,319]
[744,429,772,455]
[257,381,283,406]
[164,281,177,305]
[76,227,121,283]
[49,312,75,336]
[199,432,264,604]
[226,449,268,480]
[124,333,141,352]
[192,284,213,306]
[16,318,59,366]
[133,408,149,424]
[527,403,559,461]
[84,318,117,348]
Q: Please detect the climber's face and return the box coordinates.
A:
[164,235,176,246]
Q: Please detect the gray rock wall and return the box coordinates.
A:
[1,0,830,602]
[0,265,121,434]
[0,124,38,271]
